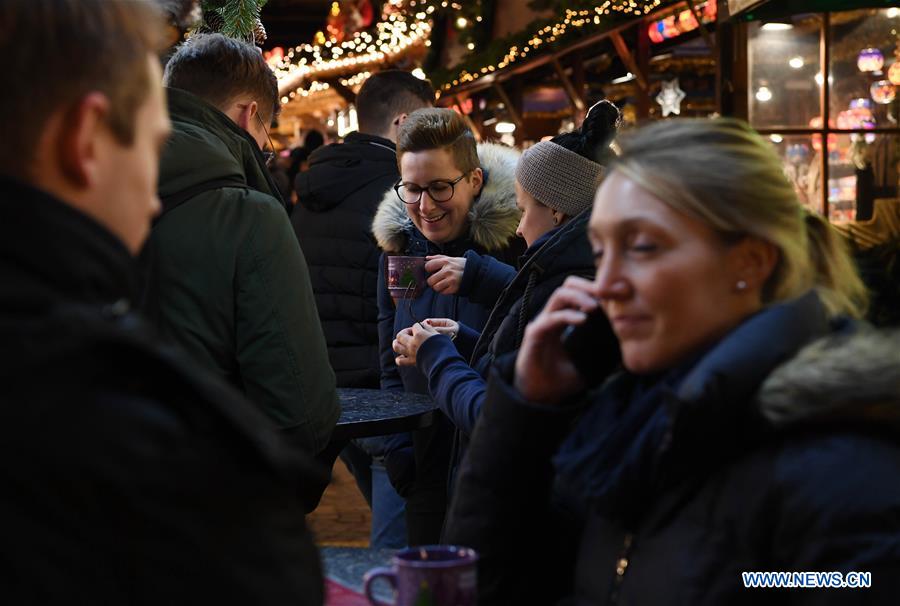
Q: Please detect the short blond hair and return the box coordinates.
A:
[0,0,166,178]
[612,118,867,318]
[396,108,480,174]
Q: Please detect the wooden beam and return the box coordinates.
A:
[552,56,586,114]
[455,95,483,142]
[636,19,651,120]
[445,13,647,97]
[685,0,716,54]
[609,30,648,92]
[492,83,523,129]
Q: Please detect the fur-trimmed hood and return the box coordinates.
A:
[758,328,900,428]
[372,142,521,253]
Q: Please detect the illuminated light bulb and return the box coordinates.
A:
[467,42,475,50]
[769,134,784,143]
[456,17,468,28]
[755,85,773,102]
[789,56,804,69]
[761,22,793,31]
[495,122,516,134]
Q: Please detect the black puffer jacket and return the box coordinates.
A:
[0,176,326,605]
[292,132,399,388]
[446,291,900,605]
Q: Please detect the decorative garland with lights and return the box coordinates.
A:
[430,0,681,91]
[274,0,683,103]
[272,0,436,97]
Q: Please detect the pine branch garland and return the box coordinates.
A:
[200,0,268,43]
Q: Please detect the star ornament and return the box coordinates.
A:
[656,78,686,117]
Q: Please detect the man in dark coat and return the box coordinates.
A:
[0,1,325,603]
[142,34,339,457]
[292,70,434,388]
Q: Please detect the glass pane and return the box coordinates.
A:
[748,14,822,129]
[767,134,823,214]
[829,8,900,131]
[829,133,900,222]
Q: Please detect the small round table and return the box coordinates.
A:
[332,388,436,442]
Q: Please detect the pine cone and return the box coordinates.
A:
[203,9,224,33]
[253,17,267,45]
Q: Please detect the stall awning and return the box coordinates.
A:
[729,0,897,21]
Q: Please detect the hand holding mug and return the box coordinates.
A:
[425,255,466,294]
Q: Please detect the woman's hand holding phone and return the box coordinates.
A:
[514,276,600,405]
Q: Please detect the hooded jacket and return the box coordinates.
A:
[291,132,399,388]
[446,292,900,605]
[0,176,326,604]
[142,88,339,454]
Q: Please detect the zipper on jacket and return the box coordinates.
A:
[608,532,634,605]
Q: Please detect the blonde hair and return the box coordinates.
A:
[613,118,867,318]
[396,108,480,174]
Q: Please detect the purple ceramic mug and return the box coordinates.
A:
[386,255,427,299]
[363,545,477,606]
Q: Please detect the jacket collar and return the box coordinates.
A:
[163,88,285,209]
[0,176,137,310]
[757,323,900,429]
[343,131,396,152]
[371,142,521,253]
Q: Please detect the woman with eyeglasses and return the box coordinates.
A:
[442,118,900,605]
[369,108,523,545]
[390,100,621,495]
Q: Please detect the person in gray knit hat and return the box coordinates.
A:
[391,100,621,500]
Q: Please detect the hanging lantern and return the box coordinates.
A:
[849,98,874,110]
[889,61,900,86]
[857,48,884,72]
[870,80,897,104]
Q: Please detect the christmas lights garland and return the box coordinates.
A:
[276,0,679,101]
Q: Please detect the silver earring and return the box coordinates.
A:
[736,280,748,291]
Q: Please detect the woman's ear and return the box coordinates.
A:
[729,236,779,294]
[469,167,484,196]
[551,209,566,226]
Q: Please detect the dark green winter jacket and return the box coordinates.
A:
[143,87,339,454]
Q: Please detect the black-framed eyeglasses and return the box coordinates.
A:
[255,111,277,167]
[394,173,467,205]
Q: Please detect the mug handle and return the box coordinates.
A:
[363,567,397,606]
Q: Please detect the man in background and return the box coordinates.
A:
[0,1,324,603]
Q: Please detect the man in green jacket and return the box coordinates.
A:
[142,34,339,457]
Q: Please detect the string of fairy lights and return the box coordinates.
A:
[276,0,669,103]
[440,0,666,92]
[275,0,433,99]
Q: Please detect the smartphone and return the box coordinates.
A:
[560,308,620,385]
